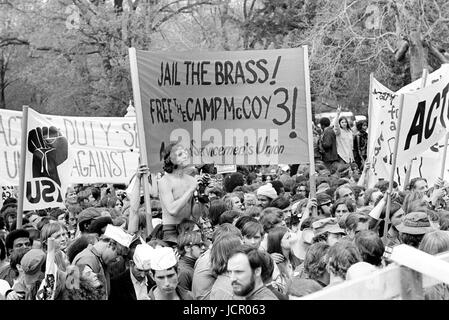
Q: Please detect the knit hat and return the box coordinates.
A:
[256,183,277,200]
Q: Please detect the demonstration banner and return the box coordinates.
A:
[366,64,449,187]
[22,108,73,210]
[130,47,313,171]
[396,66,449,164]
[0,109,140,186]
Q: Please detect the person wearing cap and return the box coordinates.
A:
[227,245,278,300]
[312,217,346,246]
[176,231,205,291]
[88,216,113,237]
[76,207,101,237]
[110,242,155,300]
[7,249,46,300]
[316,193,333,218]
[148,246,193,300]
[256,183,278,209]
[397,211,436,248]
[72,225,132,299]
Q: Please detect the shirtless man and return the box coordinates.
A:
[158,143,199,246]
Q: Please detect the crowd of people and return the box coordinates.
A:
[0,110,449,300]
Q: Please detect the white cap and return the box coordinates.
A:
[150,247,177,271]
[279,164,290,172]
[104,225,133,248]
[133,243,154,270]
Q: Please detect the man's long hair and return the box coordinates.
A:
[163,143,179,173]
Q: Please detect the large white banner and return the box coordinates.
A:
[0,109,139,186]
[396,68,449,164]
[23,108,72,210]
[366,64,449,188]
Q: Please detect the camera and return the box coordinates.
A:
[194,174,212,203]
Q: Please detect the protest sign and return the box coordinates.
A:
[21,107,72,211]
[130,47,312,171]
[0,109,140,185]
[396,68,449,164]
[216,165,237,174]
[366,64,449,188]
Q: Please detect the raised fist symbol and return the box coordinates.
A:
[27,126,68,186]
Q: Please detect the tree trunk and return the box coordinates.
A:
[408,31,430,81]
[0,53,6,109]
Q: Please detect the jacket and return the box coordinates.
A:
[109,268,155,300]
[321,127,339,162]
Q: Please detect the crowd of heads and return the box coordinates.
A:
[1,133,449,300]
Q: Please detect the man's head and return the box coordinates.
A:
[397,211,435,248]
[130,243,154,282]
[319,117,331,130]
[303,242,330,284]
[354,230,384,267]
[336,186,355,202]
[77,207,101,233]
[326,240,362,280]
[408,178,428,194]
[150,247,179,295]
[20,248,46,285]
[99,224,132,265]
[344,213,369,240]
[227,245,266,297]
[177,231,205,259]
[5,229,31,256]
[256,184,277,208]
[163,143,190,173]
[316,193,333,217]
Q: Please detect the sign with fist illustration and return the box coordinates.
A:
[27,126,68,186]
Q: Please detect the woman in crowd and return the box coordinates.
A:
[333,106,354,165]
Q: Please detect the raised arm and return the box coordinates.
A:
[158,176,197,216]
[333,105,342,136]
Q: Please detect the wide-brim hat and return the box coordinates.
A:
[396,211,435,235]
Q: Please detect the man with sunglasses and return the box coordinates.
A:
[110,242,155,300]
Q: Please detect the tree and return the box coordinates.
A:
[0,0,221,115]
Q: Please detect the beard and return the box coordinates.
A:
[232,272,256,297]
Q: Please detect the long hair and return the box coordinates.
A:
[162,143,179,173]
[208,199,228,226]
[40,222,67,251]
[266,226,289,255]
[210,233,242,276]
[338,116,352,132]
